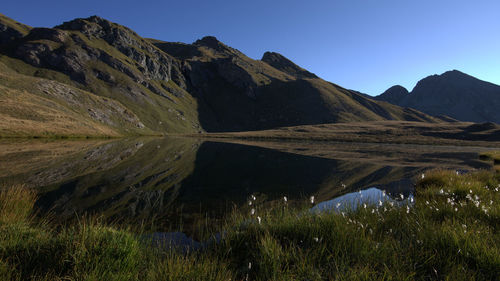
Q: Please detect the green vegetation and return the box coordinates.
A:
[1,170,499,280]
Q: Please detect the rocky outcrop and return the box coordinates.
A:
[13,16,184,88]
[0,13,31,45]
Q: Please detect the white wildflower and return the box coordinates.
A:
[257,216,261,224]
[310,196,315,204]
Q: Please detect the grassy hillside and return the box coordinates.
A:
[0,15,202,135]
[0,59,150,137]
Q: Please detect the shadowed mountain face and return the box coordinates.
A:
[375,70,500,123]
[374,85,409,105]
[0,13,441,136]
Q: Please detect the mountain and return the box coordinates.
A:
[375,70,500,123]
[374,85,409,105]
[0,14,442,137]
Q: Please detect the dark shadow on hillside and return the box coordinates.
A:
[189,68,340,132]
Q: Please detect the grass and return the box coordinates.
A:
[480,151,500,172]
[190,120,500,147]
[1,170,499,280]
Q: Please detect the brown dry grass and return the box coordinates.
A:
[188,121,500,147]
[0,85,121,138]
[0,185,37,224]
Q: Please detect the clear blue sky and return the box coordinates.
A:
[2,0,500,95]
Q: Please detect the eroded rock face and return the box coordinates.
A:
[57,16,183,84]
[12,16,186,93]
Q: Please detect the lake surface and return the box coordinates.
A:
[0,137,497,234]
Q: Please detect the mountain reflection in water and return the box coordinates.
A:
[0,137,494,234]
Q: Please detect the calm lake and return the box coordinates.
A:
[0,137,497,235]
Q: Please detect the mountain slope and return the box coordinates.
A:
[1,15,202,135]
[153,37,440,131]
[1,14,442,136]
[375,70,500,123]
[0,59,146,137]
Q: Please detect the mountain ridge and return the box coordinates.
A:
[0,13,443,137]
[375,70,500,123]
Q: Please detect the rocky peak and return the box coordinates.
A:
[374,85,409,104]
[193,36,224,49]
[261,51,317,78]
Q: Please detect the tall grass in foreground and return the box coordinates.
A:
[0,170,499,280]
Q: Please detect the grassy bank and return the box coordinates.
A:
[1,170,499,280]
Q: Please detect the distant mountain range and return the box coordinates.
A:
[0,13,442,137]
[374,70,500,123]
